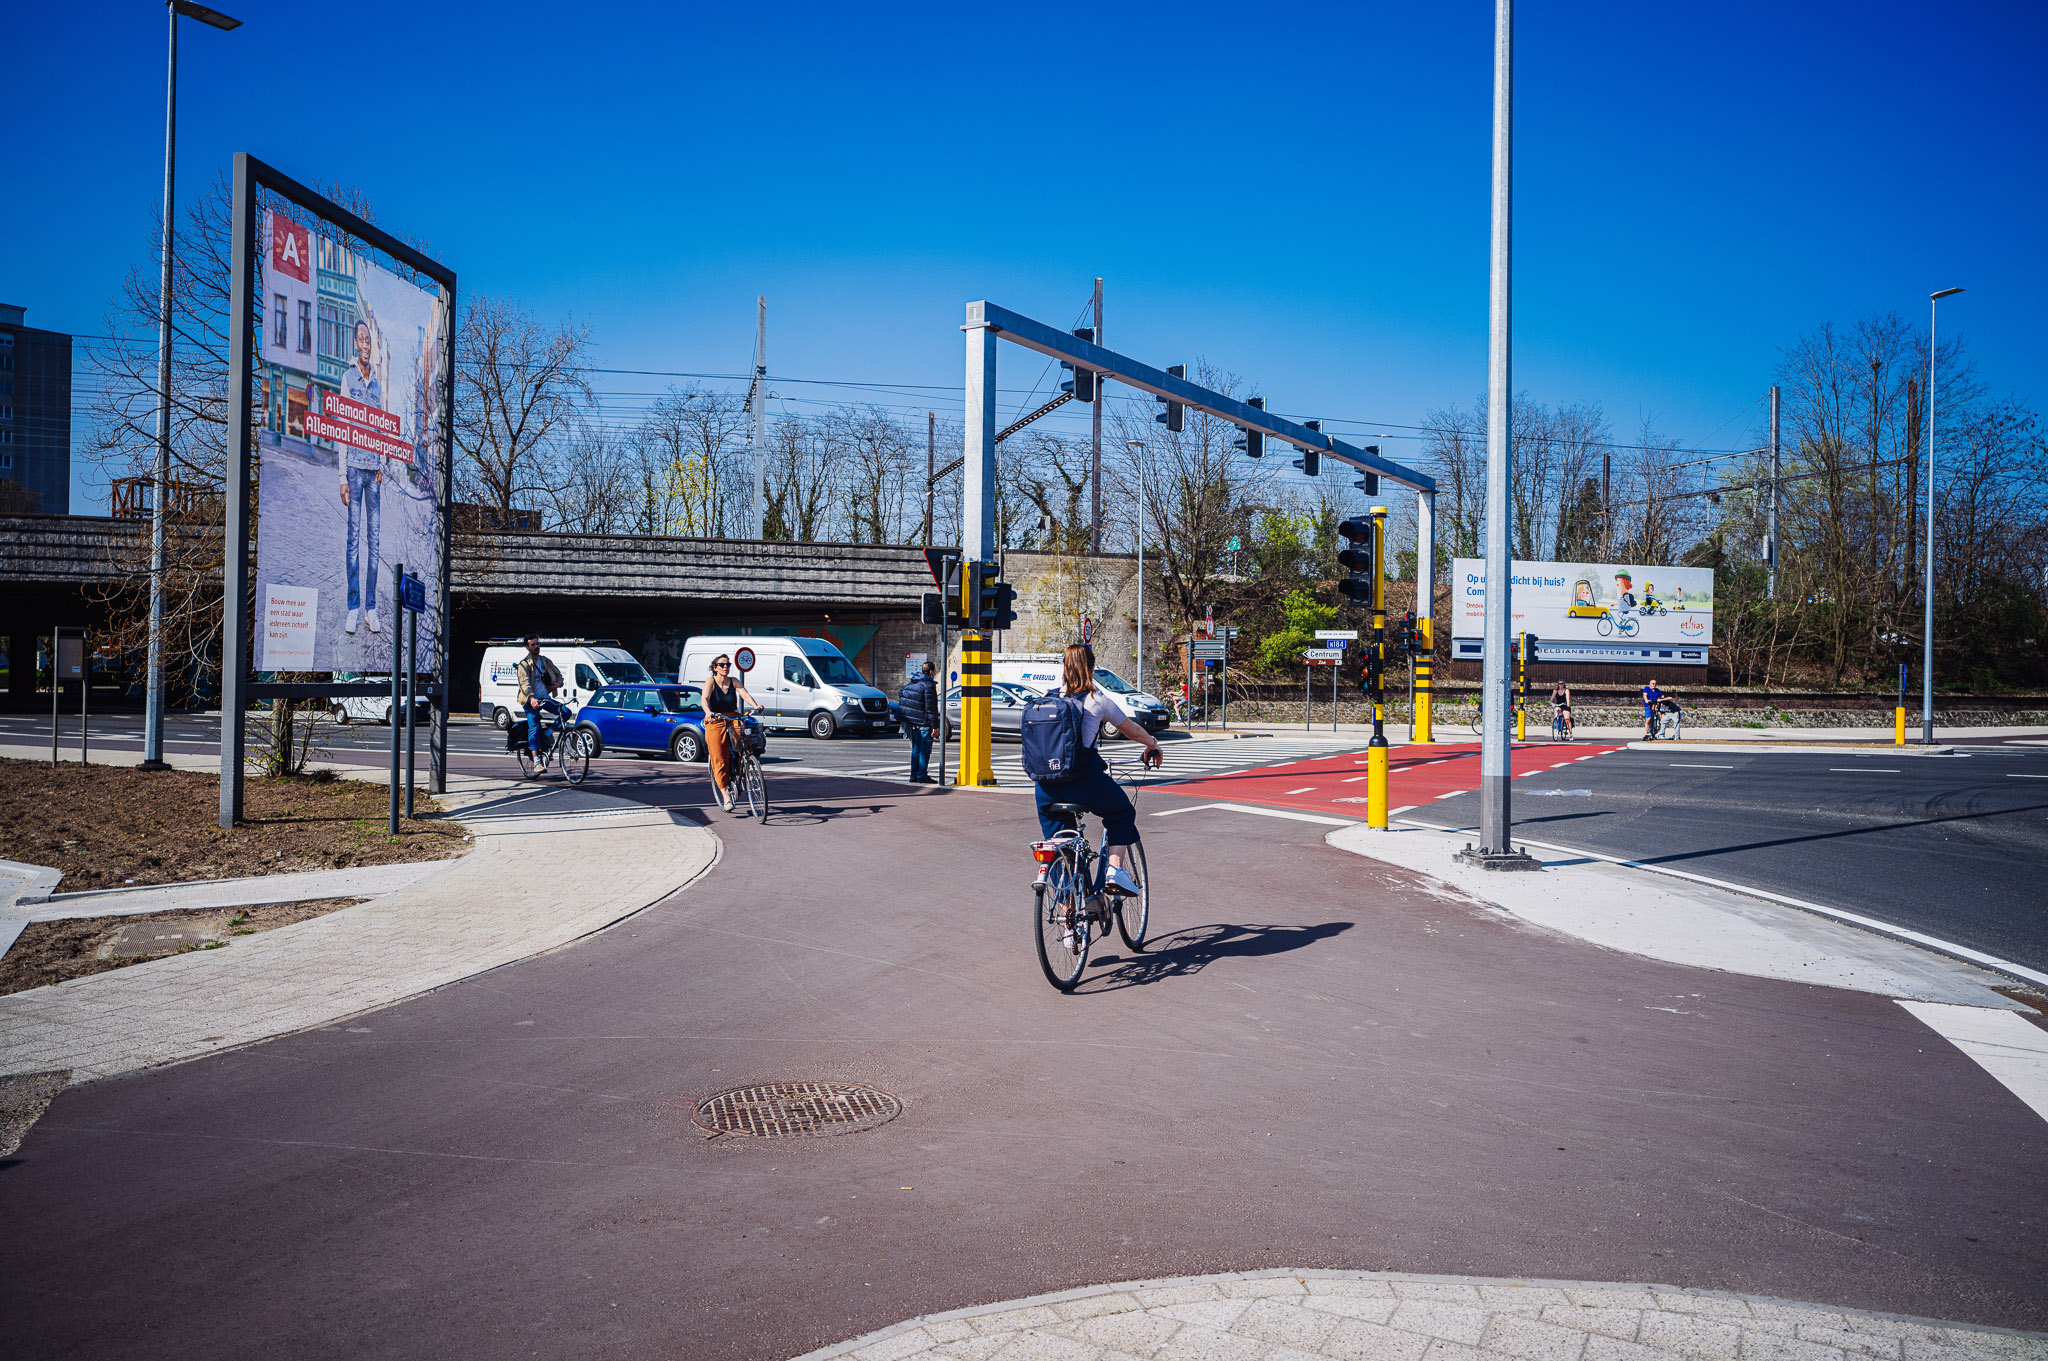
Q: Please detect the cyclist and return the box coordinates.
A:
[702,654,761,812]
[1641,677,1665,740]
[1550,679,1574,738]
[1032,643,1163,897]
[515,635,567,756]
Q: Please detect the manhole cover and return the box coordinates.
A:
[691,1082,902,1139]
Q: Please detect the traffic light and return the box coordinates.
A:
[921,591,944,626]
[1294,420,1321,477]
[1060,328,1096,402]
[971,561,1017,631]
[1336,516,1373,602]
[1358,445,1380,497]
[1154,364,1184,433]
[1233,396,1265,458]
[1520,633,1540,667]
[945,557,968,628]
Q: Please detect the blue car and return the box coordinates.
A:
[574,683,766,763]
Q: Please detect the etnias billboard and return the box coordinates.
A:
[1449,558,1715,666]
[256,208,446,672]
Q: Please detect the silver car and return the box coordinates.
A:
[942,681,1043,742]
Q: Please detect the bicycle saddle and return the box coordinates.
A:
[1042,803,1090,818]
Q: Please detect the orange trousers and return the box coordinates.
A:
[704,715,742,793]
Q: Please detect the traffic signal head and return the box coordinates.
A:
[970,561,1017,631]
[1294,420,1321,477]
[946,558,969,628]
[1520,633,1540,666]
[1059,329,1096,402]
[1336,515,1373,600]
[1154,364,1185,433]
[1233,397,1265,458]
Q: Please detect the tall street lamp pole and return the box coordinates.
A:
[1127,438,1148,692]
[142,0,240,771]
[1921,286,1964,745]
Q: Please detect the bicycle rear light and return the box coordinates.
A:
[1030,841,1061,864]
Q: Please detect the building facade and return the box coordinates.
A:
[0,303,72,514]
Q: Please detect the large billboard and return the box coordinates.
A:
[1449,558,1715,666]
[255,208,446,673]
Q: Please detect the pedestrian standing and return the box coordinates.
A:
[897,661,940,784]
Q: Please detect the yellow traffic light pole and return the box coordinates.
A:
[1412,616,1435,742]
[957,631,995,785]
[1515,629,1528,741]
[1367,506,1391,829]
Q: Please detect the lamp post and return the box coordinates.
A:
[1126,438,1148,691]
[142,0,241,771]
[1920,286,1964,745]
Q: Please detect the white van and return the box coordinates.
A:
[478,640,653,729]
[989,653,1172,735]
[679,635,897,740]
[330,673,433,727]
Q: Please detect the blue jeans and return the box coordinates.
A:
[1034,749,1139,845]
[345,467,381,611]
[906,724,932,779]
[526,699,566,752]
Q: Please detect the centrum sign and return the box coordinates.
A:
[1451,556,1714,662]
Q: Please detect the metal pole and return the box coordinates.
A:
[1469,0,1531,867]
[430,278,455,796]
[1921,294,1952,745]
[217,153,257,830]
[924,410,935,546]
[1414,489,1436,742]
[143,4,178,771]
[1305,663,1311,732]
[749,296,768,539]
[1090,277,1103,553]
[81,630,89,765]
[1767,385,1780,599]
[405,602,417,819]
[51,628,59,768]
[1331,655,1338,734]
[389,562,403,835]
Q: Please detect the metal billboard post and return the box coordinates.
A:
[1461,0,1537,871]
[431,277,456,796]
[389,561,404,836]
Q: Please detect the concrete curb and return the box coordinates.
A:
[787,1268,2048,1361]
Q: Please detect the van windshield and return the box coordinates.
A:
[594,659,651,684]
[1093,668,1136,694]
[808,653,864,686]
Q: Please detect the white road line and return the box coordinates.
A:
[1671,763,1734,769]
[1434,791,1464,799]
[1831,768,1900,773]
[1898,1001,2048,1126]
[2008,774,2048,780]
[1390,805,1417,815]
[1284,786,1317,794]
[1148,801,1356,827]
[1342,776,1370,783]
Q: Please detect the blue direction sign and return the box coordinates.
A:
[400,572,427,613]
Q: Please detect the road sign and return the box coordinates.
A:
[734,646,756,673]
[1320,638,1348,650]
[1191,642,1226,659]
[1302,647,1344,661]
[1227,536,1240,551]
[1314,629,1359,640]
[400,572,427,614]
[1222,626,1240,639]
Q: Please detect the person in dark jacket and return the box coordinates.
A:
[897,662,940,783]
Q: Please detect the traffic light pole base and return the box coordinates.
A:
[138,759,172,772]
[1454,844,1544,872]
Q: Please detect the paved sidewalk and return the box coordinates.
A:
[0,754,716,1085]
[797,1270,2048,1361]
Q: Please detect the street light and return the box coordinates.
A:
[1920,286,1964,745]
[1126,438,1148,691]
[143,0,242,771]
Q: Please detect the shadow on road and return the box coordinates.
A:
[1080,920,1352,993]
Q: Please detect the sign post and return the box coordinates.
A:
[1315,632,1356,736]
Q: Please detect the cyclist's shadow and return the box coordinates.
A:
[1078,920,1352,993]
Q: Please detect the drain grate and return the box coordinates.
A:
[692,1081,902,1139]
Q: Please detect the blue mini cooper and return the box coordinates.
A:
[573,684,766,763]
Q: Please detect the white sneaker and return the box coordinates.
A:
[1104,865,1141,897]
[344,609,359,635]
[366,609,383,634]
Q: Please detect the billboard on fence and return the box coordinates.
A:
[1449,558,1715,665]
[256,207,446,673]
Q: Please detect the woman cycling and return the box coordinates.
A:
[1550,679,1573,738]
[1033,643,1163,896]
[703,654,760,812]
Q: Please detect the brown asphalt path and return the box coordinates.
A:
[2,755,2044,1360]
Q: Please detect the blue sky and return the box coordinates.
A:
[10,1,2043,511]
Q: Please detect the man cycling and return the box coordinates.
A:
[702,654,761,812]
[1550,679,1573,738]
[515,635,567,755]
[1641,677,1665,740]
[1031,643,1163,897]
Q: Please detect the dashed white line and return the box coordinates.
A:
[2008,774,2048,780]
[1831,768,1899,773]
[1341,775,1370,783]
[1284,786,1317,795]
[1671,763,1734,769]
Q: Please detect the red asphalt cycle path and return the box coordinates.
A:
[1158,738,1624,817]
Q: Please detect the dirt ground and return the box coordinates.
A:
[0,898,365,996]
[0,760,466,893]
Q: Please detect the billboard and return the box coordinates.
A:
[1449,558,1715,665]
[256,209,446,672]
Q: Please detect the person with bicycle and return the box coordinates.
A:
[515,636,567,756]
[1032,643,1163,896]
[1550,679,1574,739]
[1641,677,1665,740]
[702,654,761,812]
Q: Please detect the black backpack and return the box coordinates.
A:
[1019,694,1086,784]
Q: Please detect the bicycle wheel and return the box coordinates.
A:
[740,752,768,821]
[1596,614,1613,636]
[1617,616,1639,638]
[1470,707,1484,736]
[562,729,592,785]
[516,744,540,780]
[1116,841,1150,951]
[1034,863,1089,991]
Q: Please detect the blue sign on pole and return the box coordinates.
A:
[400,572,427,613]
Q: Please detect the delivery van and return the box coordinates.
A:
[478,639,653,728]
[679,635,897,740]
[989,652,1172,734]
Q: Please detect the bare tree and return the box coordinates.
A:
[454,296,593,519]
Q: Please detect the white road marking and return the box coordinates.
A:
[1342,776,1370,783]
[2008,774,2048,780]
[1671,763,1734,769]
[1390,805,1417,815]
[1831,768,1900,773]
[1898,1001,2048,1126]
[1146,801,1357,827]
[1434,791,1464,799]
[1284,786,1317,794]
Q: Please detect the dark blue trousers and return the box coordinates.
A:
[1033,750,1139,844]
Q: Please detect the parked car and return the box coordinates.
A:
[678,635,897,740]
[330,673,433,726]
[940,681,1044,742]
[478,640,653,729]
[574,683,766,763]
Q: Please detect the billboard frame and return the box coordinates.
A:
[219,152,457,829]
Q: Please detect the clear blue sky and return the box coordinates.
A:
[10,1,2043,512]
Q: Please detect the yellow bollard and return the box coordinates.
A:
[1895,705,1907,746]
[956,632,996,786]
[1516,706,1526,741]
[1367,741,1390,829]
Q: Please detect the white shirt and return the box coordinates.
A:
[1069,687,1124,747]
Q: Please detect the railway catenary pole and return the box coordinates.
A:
[1090,277,1103,553]
[1767,385,1780,599]
[1922,287,1964,745]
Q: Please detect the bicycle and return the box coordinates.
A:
[1550,705,1573,742]
[1470,698,1484,736]
[708,711,768,821]
[1028,757,1151,992]
[516,703,591,785]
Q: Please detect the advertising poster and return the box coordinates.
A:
[256,231,445,673]
[1450,558,1715,666]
